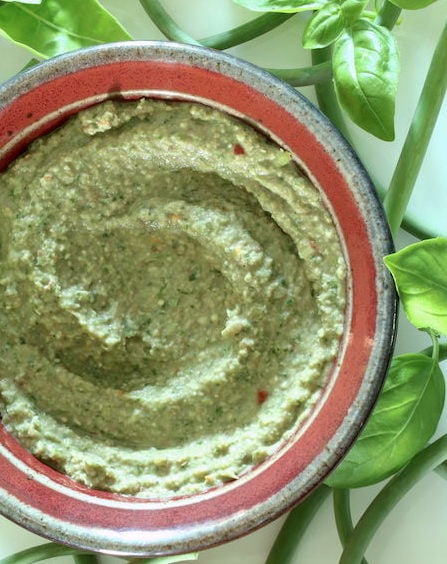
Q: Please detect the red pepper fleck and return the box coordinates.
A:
[257,389,269,405]
[233,143,245,155]
[309,239,321,254]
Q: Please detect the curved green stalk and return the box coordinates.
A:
[333,489,369,564]
[127,555,198,564]
[375,183,444,239]
[201,12,295,50]
[383,22,447,235]
[421,342,447,362]
[140,0,294,50]
[139,1,330,88]
[375,0,401,30]
[73,555,100,564]
[139,0,201,45]
[0,543,90,564]
[128,552,199,564]
[339,434,447,564]
[398,212,441,240]
[311,47,351,141]
[435,460,447,480]
[21,57,40,72]
[266,61,332,86]
[429,331,440,362]
[265,484,331,564]
[0,544,197,564]
[416,342,447,480]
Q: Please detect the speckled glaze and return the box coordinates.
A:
[0,42,397,556]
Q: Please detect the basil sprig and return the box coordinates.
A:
[332,18,398,140]
[237,0,400,139]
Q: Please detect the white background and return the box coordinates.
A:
[0,1,446,563]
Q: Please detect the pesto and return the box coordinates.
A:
[0,99,345,497]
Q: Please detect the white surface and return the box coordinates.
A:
[1,1,446,563]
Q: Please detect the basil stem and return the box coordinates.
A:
[375,183,440,239]
[333,489,369,564]
[139,0,201,45]
[140,0,295,49]
[429,330,440,363]
[339,434,447,564]
[415,341,447,480]
[21,58,40,71]
[421,342,447,362]
[265,484,331,564]
[398,214,439,240]
[73,555,99,564]
[383,22,447,235]
[311,47,352,140]
[435,460,447,480]
[0,545,197,564]
[201,12,295,50]
[0,543,91,564]
[265,61,332,86]
[127,555,198,564]
[375,0,401,30]
[139,0,331,87]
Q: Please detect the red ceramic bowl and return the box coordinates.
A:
[0,41,396,556]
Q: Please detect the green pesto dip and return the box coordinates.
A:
[0,99,346,497]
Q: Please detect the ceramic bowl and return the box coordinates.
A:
[0,41,396,557]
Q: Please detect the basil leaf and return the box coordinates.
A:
[389,0,438,8]
[303,0,369,49]
[303,2,345,49]
[233,0,325,13]
[0,0,131,59]
[340,0,368,22]
[326,353,445,488]
[2,0,42,4]
[332,18,399,140]
[384,238,447,335]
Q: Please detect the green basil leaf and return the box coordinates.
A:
[384,237,447,335]
[2,1,42,4]
[233,0,325,13]
[0,0,131,59]
[389,0,438,9]
[340,0,368,22]
[303,2,345,49]
[326,353,445,488]
[332,18,399,140]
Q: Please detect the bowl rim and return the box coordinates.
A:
[0,40,397,556]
